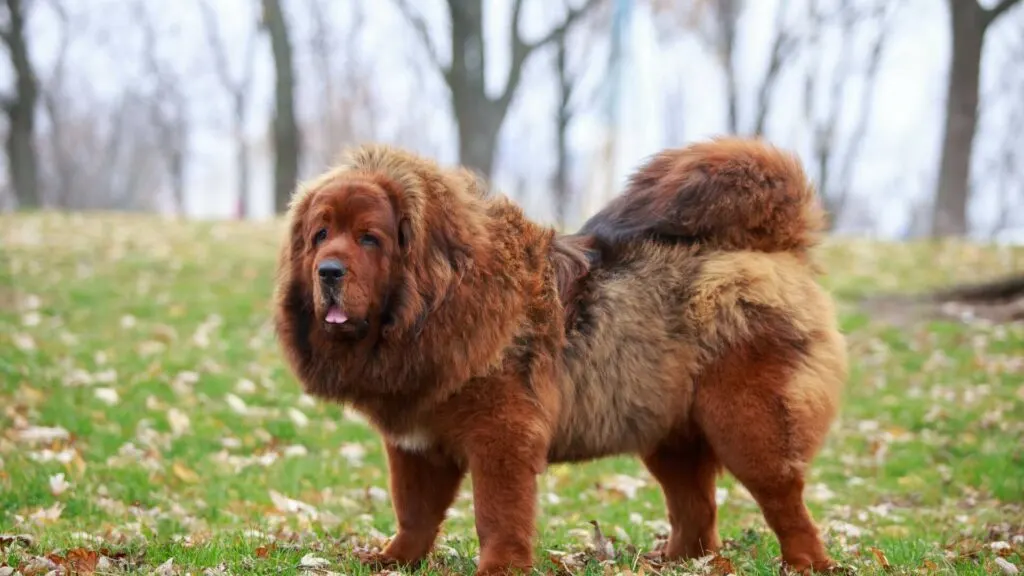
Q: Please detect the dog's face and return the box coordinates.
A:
[295,180,402,340]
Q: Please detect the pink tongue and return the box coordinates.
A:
[326,307,348,324]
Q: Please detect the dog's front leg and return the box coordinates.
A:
[379,443,464,567]
[464,423,547,574]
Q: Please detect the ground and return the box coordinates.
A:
[1,212,1022,576]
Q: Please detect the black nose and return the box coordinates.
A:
[317,259,346,283]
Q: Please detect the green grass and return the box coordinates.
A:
[1,212,1022,575]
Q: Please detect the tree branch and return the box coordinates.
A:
[196,0,239,93]
[393,0,450,81]
[984,0,1022,27]
[531,0,599,50]
[753,0,795,136]
[499,0,601,109]
[832,0,894,227]
[500,0,530,108]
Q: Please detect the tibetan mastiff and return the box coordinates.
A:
[273,138,848,574]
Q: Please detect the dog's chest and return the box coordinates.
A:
[386,428,435,453]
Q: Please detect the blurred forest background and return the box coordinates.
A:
[0,0,1022,241]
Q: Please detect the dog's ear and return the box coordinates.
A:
[376,174,471,341]
[398,217,413,255]
[273,184,317,318]
[273,185,318,378]
[285,187,316,265]
[371,175,422,340]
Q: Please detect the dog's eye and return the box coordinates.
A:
[359,234,380,248]
[312,228,328,246]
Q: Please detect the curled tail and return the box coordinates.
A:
[579,137,827,254]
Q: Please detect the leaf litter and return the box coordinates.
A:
[3,215,1023,574]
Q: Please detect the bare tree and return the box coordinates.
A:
[554,34,572,229]
[987,17,1024,237]
[750,0,798,136]
[803,0,896,230]
[40,0,72,208]
[260,0,300,214]
[306,0,340,165]
[197,0,258,219]
[38,88,164,212]
[931,0,1023,237]
[551,0,606,229]
[304,0,363,165]
[715,0,740,134]
[650,0,797,136]
[394,0,602,179]
[134,0,188,216]
[1,0,40,209]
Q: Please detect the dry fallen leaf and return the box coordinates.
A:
[225,394,248,415]
[269,490,319,519]
[167,408,190,437]
[0,534,34,548]
[991,541,1012,556]
[235,378,257,394]
[600,474,647,500]
[153,557,175,575]
[339,442,366,465]
[29,502,63,524]
[12,333,36,352]
[49,473,70,496]
[48,548,100,575]
[995,557,1020,575]
[20,556,58,576]
[172,462,200,484]
[16,426,69,444]
[288,408,310,428]
[709,554,737,575]
[869,546,891,571]
[298,553,330,569]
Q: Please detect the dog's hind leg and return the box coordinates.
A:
[642,437,722,560]
[694,336,843,574]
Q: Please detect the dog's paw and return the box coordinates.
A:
[353,548,401,570]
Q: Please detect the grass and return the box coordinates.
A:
[1,211,1022,575]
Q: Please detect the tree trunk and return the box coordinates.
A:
[716,0,739,135]
[396,0,595,181]
[233,92,249,220]
[237,133,249,220]
[171,147,185,216]
[554,36,571,229]
[262,0,300,214]
[2,0,40,209]
[456,115,499,180]
[932,1,986,238]
[447,0,502,179]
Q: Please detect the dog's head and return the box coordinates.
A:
[291,177,403,340]
[275,145,483,354]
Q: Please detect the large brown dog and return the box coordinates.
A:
[273,137,848,574]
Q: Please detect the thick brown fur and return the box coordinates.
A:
[272,137,848,575]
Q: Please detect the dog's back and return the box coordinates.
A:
[549,138,846,467]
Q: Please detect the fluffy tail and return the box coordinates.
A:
[578,137,827,254]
